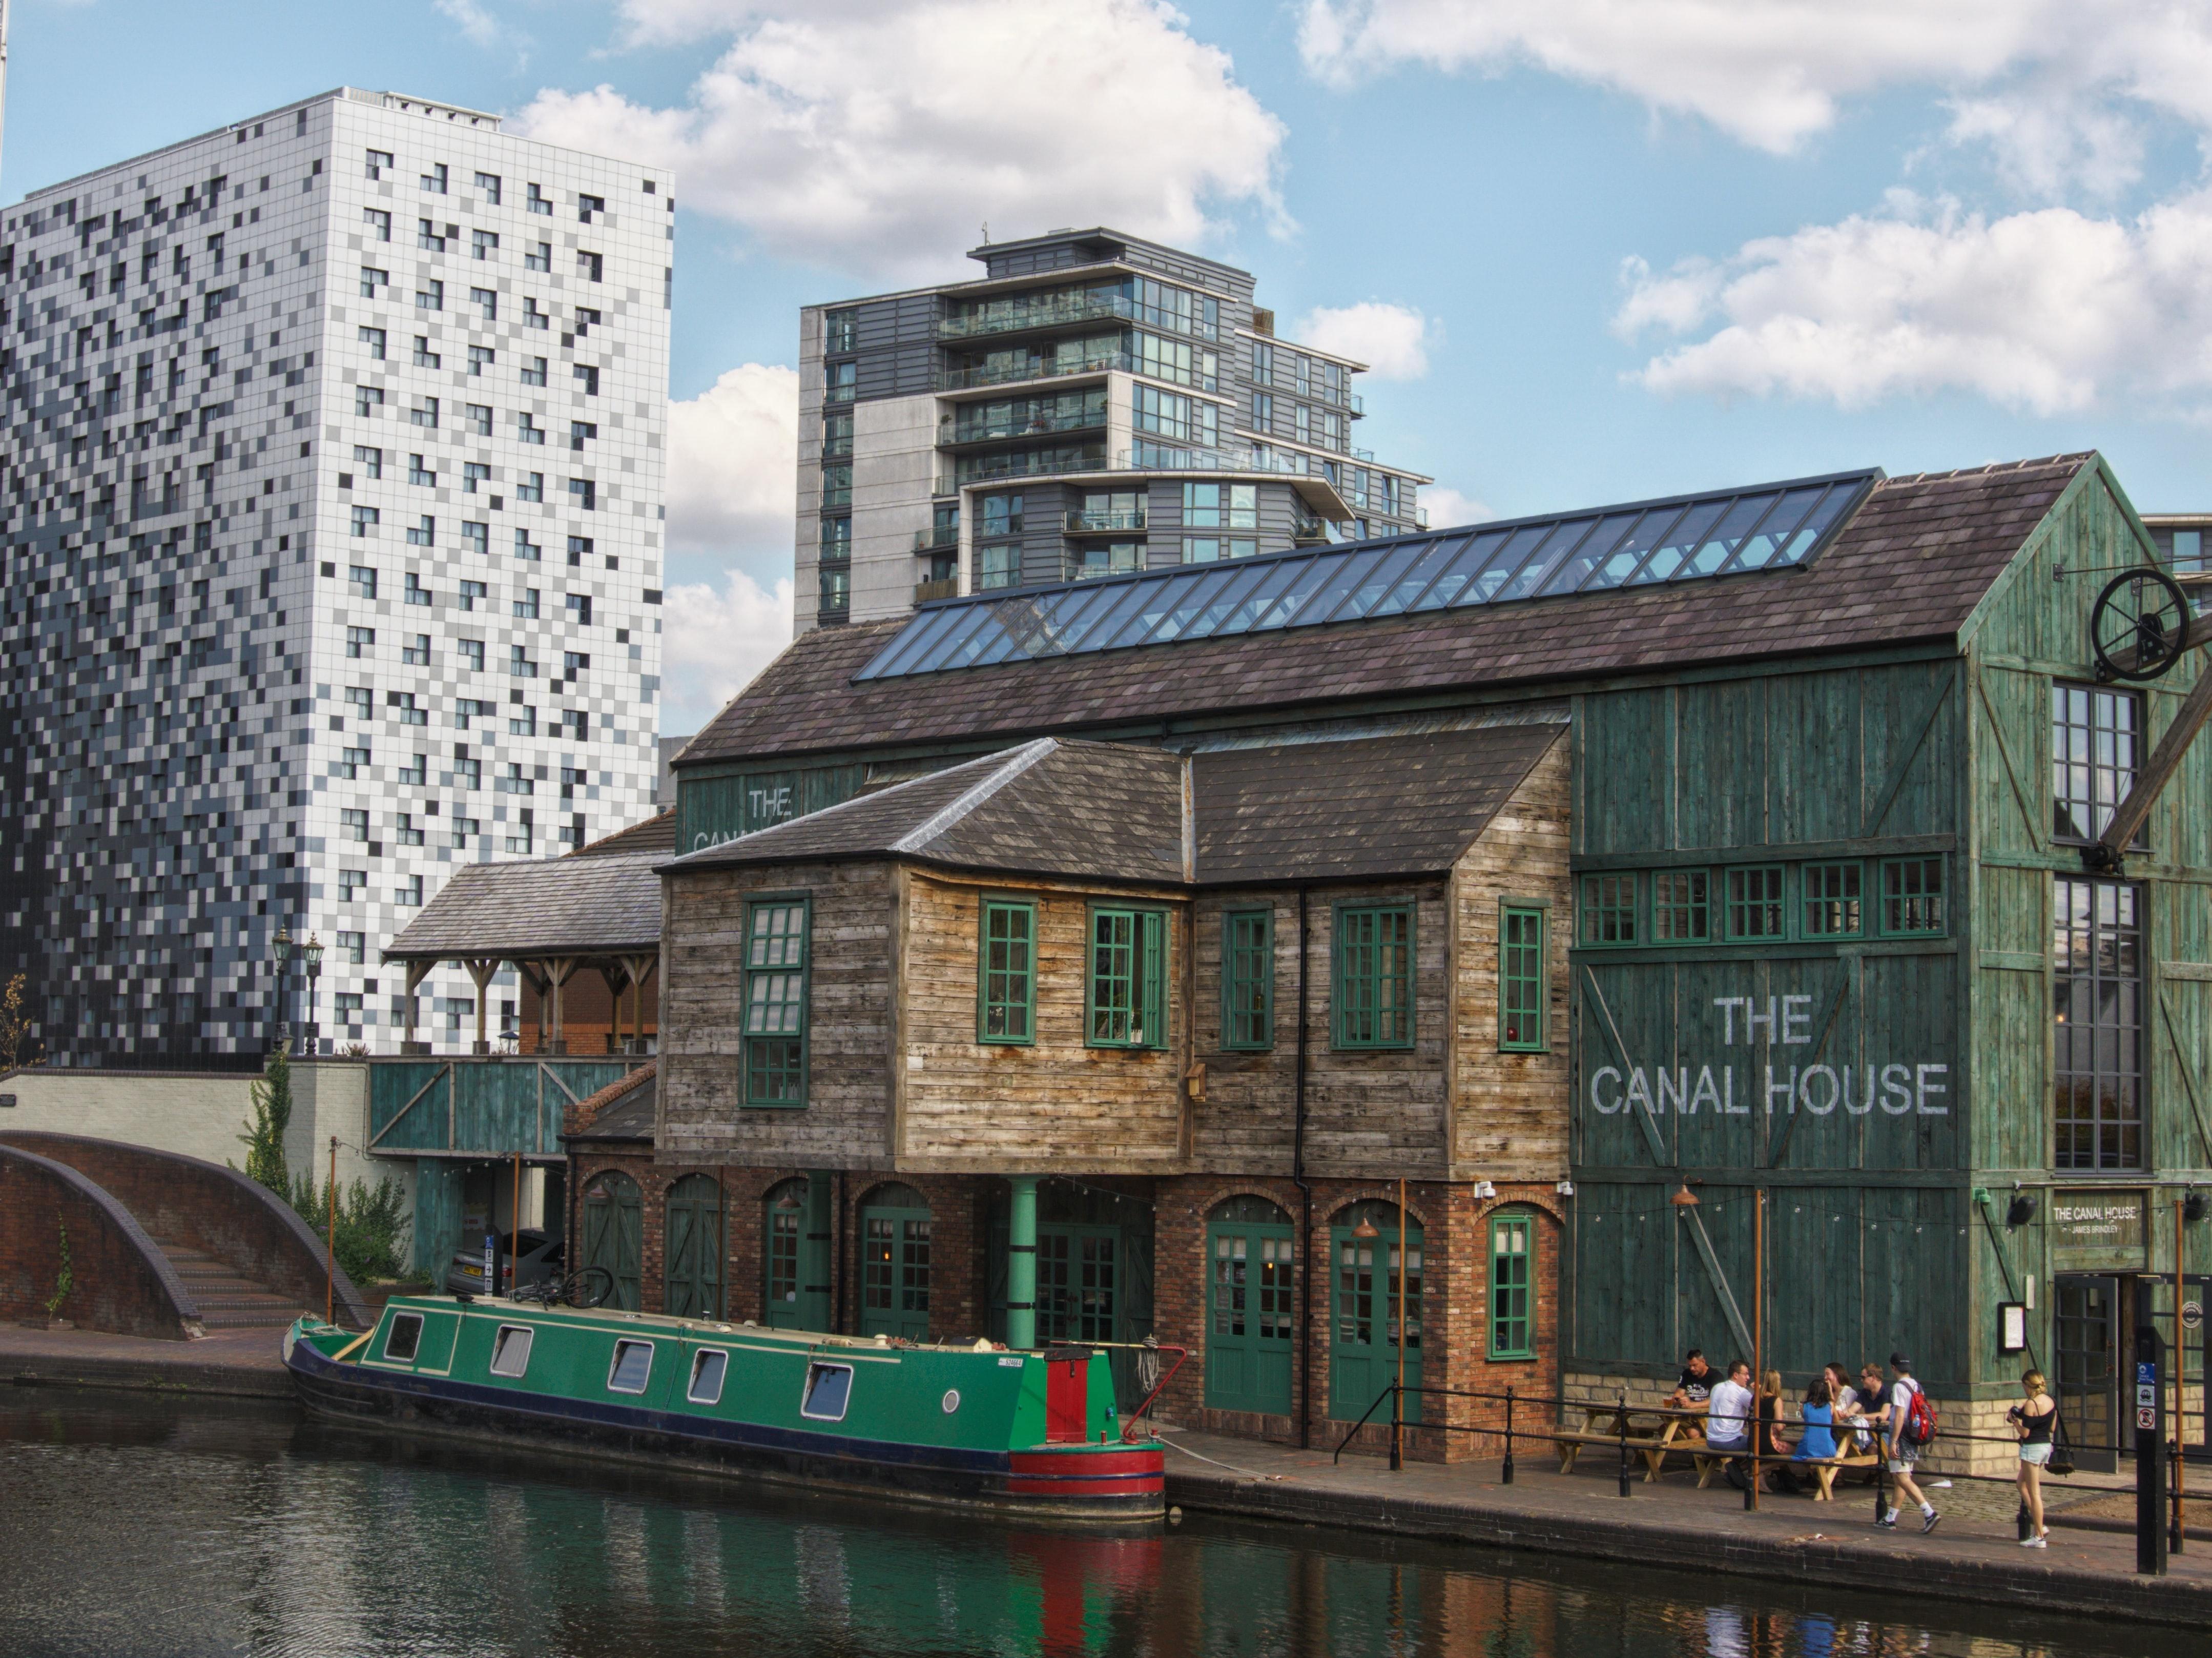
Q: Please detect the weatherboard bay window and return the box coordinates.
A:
[1724,867,1786,940]
[1088,908,1166,1048]
[1499,905,1545,1052]
[1222,909,1274,1051]
[979,899,1037,1044]
[1333,904,1413,1050]
[742,897,810,1107]
[1579,873,1636,945]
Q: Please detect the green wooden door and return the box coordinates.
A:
[581,1172,642,1311]
[1205,1197,1295,1416]
[663,1173,724,1319]
[1329,1201,1421,1422]
[762,1178,829,1330]
[859,1182,932,1341]
[1037,1224,1120,1345]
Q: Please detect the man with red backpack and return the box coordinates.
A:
[1876,1352,1939,1534]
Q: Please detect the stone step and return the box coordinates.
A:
[138,1236,302,1326]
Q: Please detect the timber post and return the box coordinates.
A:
[1006,1175,1039,1351]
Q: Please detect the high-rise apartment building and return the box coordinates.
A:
[793,228,1430,632]
[0,88,671,1066]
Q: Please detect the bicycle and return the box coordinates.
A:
[508,1265,614,1308]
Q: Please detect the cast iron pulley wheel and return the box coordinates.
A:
[563,1265,615,1308]
[2091,567,2191,681]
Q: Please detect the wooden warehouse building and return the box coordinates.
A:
[608,453,2210,1465]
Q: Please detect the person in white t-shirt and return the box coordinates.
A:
[1705,1360,1755,1489]
[1879,1353,1938,1534]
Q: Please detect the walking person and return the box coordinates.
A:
[2010,1369,2057,1548]
[1877,1353,1938,1534]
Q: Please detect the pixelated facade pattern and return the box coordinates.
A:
[0,88,670,1066]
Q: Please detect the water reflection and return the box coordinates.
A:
[0,1395,2189,1658]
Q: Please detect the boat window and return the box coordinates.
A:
[607,1339,654,1395]
[382,1313,423,1362]
[489,1324,533,1378]
[688,1349,728,1406]
[801,1361,854,1422]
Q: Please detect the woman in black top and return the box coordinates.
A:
[2009,1369,2058,1547]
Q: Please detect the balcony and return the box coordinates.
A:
[938,352,1130,393]
[914,576,960,604]
[820,437,853,461]
[1291,520,1331,546]
[939,291,1136,340]
[1065,508,1147,535]
[939,406,1106,447]
[913,525,960,554]
[940,443,1107,493]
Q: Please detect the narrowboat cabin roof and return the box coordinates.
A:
[384,1293,1020,1353]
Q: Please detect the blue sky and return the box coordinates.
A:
[12,1,2212,730]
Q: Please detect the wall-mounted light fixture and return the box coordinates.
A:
[1669,1182,1701,1209]
[1474,1179,1497,1200]
[1556,1179,1576,1198]
[2006,1193,2039,1228]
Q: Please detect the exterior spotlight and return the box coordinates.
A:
[1556,1179,1576,1198]
[1352,1214,1380,1239]
[2186,1191,2208,1225]
[2006,1193,2039,1228]
[1669,1183,1701,1209]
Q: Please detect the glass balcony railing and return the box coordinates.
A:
[1065,508,1147,534]
[941,443,1109,492]
[913,526,960,552]
[937,352,1130,392]
[939,292,1136,339]
[939,406,1107,445]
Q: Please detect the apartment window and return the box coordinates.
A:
[1488,1215,1534,1361]
[472,171,502,204]
[1499,906,1545,1052]
[818,566,850,613]
[467,346,494,376]
[509,705,536,736]
[349,506,380,539]
[471,230,499,262]
[1651,871,1709,943]
[821,463,852,508]
[527,182,551,215]
[979,899,1037,1045]
[365,149,394,180]
[1185,539,1258,564]
[337,932,366,966]
[978,545,1019,591]
[397,812,426,847]
[570,421,599,452]
[980,493,1023,539]
[577,193,605,223]
[359,266,388,297]
[1252,391,1274,433]
[498,761,531,794]
[339,870,367,900]
[469,287,497,322]
[826,361,857,402]
[417,219,446,253]
[2053,683,2141,844]
[422,163,448,194]
[505,812,534,854]
[349,565,378,599]
[345,627,374,659]
[396,874,424,907]
[523,297,549,330]
[358,326,386,359]
[416,279,444,312]
[1222,909,1273,1051]
[467,404,493,437]
[568,478,595,510]
[349,447,383,484]
[459,580,487,612]
[407,516,435,547]
[452,817,481,849]
[390,691,426,727]
[525,240,550,271]
[1183,482,1257,529]
[355,386,385,416]
[340,808,368,842]
[457,754,482,788]
[402,633,430,666]
[743,898,811,1108]
[1725,867,1786,940]
[410,397,439,429]
[1881,857,1946,935]
[408,453,436,485]
[1334,904,1414,1050]
[404,572,431,606]
[565,593,594,626]
[1802,863,1863,936]
[1579,873,1636,945]
[345,686,374,719]
[1088,908,1166,1049]
[400,754,427,786]
[339,746,370,777]
[574,364,601,396]
[825,309,858,353]
[521,356,547,386]
[518,475,545,505]
[516,413,545,444]
[2054,875,2142,1171]
[454,691,490,722]
[577,251,603,282]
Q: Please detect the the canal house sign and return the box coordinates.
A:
[2051,1190,2148,1270]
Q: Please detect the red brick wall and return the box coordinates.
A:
[0,1148,201,1339]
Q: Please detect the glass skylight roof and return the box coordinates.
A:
[854,468,1881,683]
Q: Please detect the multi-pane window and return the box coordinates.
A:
[2054,876,2143,1172]
[979,899,1035,1043]
[1802,863,1863,936]
[1652,871,1708,941]
[1579,873,1637,945]
[1334,904,1414,1049]
[1488,1215,1534,1360]
[1499,905,1545,1051]
[742,899,809,1108]
[1222,909,1273,1051]
[1088,908,1166,1048]
[1881,858,1946,934]
[1725,867,1785,940]
[2053,684,2141,844]
[1183,481,1257,528]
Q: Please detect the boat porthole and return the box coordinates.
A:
[942,1389,960,1414]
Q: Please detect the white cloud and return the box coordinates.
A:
[516,0,1286,276]
[1293,301,1434,379]
[435,0,501,47]
[1297,2,2212,196]
[1420,484,1493,528]
[667,363,798,555]
[661,571,795,732]
[1614,192,2212,415]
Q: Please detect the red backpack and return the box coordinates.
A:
[1901,1384,1939,1448]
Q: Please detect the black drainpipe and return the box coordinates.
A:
[1293,885,1314,1449]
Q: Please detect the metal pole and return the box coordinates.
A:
[510,1149,522,1298]
[1749,1187,1764,1512]
[1392,1175,1405,1472]
[1006,1175,1038,1350]
[1617,1391,1631,1497]
[2177,1198,2188,1553]
[324,1136,336,1324]
[1503,1384,1516,1485]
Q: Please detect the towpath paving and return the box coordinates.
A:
[1156,1424,2212,1628]
[3,1322,290,1399]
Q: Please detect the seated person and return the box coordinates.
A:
[1704,1361,1754,1487]
[1793,1379,1839,1464]
[1665,1348,1717,1412]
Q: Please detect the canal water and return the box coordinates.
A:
[0,1392,2191,1658]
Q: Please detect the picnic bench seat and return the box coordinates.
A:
[1552,1402,1694,1482]
[1687,1446,1881,1496]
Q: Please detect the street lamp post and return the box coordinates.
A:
[272,926,293,1056]
[303,934,325,1056]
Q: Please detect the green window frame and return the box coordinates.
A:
[1579,872,1637,945]
[1087,907,1167,1048]
[1879,856,1946,935]
[977,898,1037,1045]
[1488,1213,1534,1360]
[1801,861,1863,937]
[1651,869,1709,942]
[1333,903,1414,1050]
[1222,908,1274,1051]
[741,896,809,1108]
[1724,866,1786,941]
[1499,904,1545,1052]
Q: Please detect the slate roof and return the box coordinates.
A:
[381,849,663,961]
[572,809,677,858]
[671,725,1563,885]
[566,1068,656,1144]
[680,457,2092,767]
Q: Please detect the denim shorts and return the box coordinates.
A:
[1886,1444,1919,1472]
[2019,1442,2054,1467]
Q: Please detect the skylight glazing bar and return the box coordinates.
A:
[940,606,1012,670]
[1055,576,1160,654]
[1180,559,1277,640]
[1721,486,1828,573]
[1415,529,1520,611]
[1670,493,1773,580]
[1328,539,1435,624]
[1624,499,1726,586]
[862,605,963,679]
[1369,535,1472,617]
[1099,574,1193,650]
[1138,565,1241,644]
[1283,546,1393,629]
[1774,481,1858,563]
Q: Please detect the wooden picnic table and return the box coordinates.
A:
[1553,1400,1883,1496]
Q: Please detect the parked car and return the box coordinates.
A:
[446,1229,564,1297]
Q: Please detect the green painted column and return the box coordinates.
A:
[805,1171,835,1332]
[1006,1175,1039,1351]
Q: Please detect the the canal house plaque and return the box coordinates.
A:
[2051,1189,2148,1269]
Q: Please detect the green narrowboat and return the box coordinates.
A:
[284,1296,1166,1522]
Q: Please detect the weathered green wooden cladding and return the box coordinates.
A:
[675,763,867,856]
[368,1058,633,1155]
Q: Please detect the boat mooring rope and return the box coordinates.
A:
[1158,1436,1288,1481]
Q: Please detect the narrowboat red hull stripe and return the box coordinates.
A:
[1009,1450,1163,1477]
[1006,1476,1164,1497]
